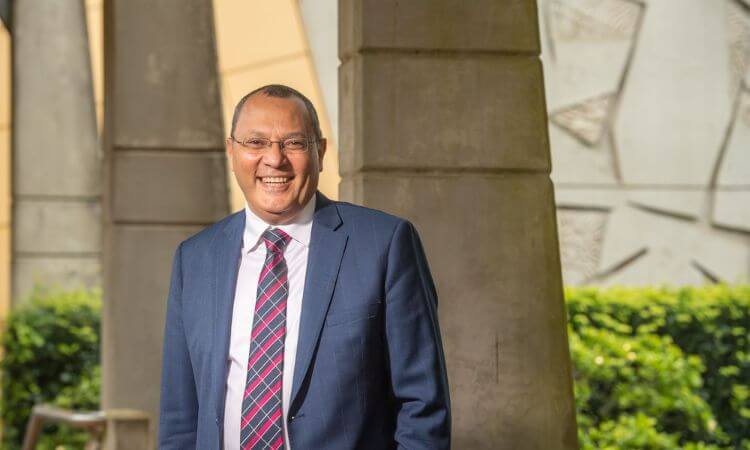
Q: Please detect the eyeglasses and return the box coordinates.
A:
[230,136,316,154]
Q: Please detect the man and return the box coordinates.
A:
[159,84,451,449]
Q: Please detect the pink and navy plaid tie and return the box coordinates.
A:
[240,228,291,450]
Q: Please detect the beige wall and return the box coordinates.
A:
[0,0,338,316]
[87,0,103,127]
[1,24,10,320]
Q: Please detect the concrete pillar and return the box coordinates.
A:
[339,1,578,448]
[11,0,100,303]
[101,0,229,437]
[103,410,153,450]
[0,0,8,29]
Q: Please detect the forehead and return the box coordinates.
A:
[236,94,310,132]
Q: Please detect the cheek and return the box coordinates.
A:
[293,158,317,181]
[235,156,260,176]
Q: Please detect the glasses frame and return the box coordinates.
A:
[229,136,319,154]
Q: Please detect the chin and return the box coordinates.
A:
[260,202,297,219]
[261,198,292,212]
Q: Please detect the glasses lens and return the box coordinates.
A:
[243,138,269,150]
[283,139,308,151]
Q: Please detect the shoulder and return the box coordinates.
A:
[327,200,421,255]
[177,210,244,256]
[331,200,408,234]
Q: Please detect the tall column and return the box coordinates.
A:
[339,1,578,448]
[11,0,100,304]
[101,0,229,432]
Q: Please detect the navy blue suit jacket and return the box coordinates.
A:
[159,193,451,449]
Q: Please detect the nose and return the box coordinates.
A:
[261,141,287,167]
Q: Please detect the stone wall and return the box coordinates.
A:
[543,0,750,285]
[338,1,578,448]
[303,0,750,287]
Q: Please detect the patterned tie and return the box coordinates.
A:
[240,228,291,450]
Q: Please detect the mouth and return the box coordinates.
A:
[258,176,293,186]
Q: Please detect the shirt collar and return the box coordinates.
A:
[242,193,316,253]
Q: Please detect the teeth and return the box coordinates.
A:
[262,177,289,183]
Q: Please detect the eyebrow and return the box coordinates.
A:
[245,129,308,139]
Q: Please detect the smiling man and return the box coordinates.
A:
[158,84,451,450]
[227,89,324,225]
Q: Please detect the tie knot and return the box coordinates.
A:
[261,228,291,253]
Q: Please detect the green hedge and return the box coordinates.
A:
[567,285,750,449]
[1,286,748,449]
[0,289,101,450]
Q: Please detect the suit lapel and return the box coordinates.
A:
[212,211,245,420]
[290,194,347,410]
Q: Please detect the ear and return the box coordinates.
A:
[316,138,327,171]
[225,138,235,172]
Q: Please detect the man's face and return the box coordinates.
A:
[226,94,326,225]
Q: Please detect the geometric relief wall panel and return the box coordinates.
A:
[715,1,750,234]
[714,84,750,233]
[543,0,750,285]
[557,209,608,285]
[616,0,735,187]
[726,0,750,98]
[543,0,643,186]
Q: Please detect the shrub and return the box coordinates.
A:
[567,285,750,449]
[1,285,748,449]
[0,288,101,450]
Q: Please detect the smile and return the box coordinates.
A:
[260,177,292,184]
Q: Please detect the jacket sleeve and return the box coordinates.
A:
[158,242,198,449]
[384,220,452,449]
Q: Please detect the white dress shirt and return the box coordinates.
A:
[223,194,315,450]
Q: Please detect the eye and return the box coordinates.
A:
[245,138,267,148]
[284,139,307,150]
